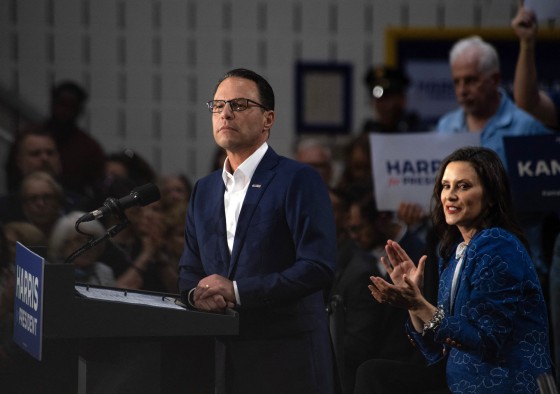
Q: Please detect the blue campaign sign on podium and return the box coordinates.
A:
[13,242,45,360]
[504,134,560,213]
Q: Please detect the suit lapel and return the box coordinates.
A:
[208,174,231,275]
[227,148,279,276]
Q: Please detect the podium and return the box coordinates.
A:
[16,263,238,393]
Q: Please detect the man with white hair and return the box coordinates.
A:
[436,36,550,165]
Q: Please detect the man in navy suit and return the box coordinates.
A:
[178,68,336,393]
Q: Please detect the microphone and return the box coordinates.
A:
[79,183,161,222]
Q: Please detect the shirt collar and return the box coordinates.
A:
[221,142,269,186]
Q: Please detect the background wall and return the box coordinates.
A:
[0,0,531,192]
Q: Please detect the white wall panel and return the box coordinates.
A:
[89,30,118,65]
[160,0,188,33]
[125,32,153,66]
[480,0,515,27]
[17,1,47,27]
[123,0,152,31]
[53,28,83,65]
[443,2,476,27]
[53,0,82,28]
[89,0,118,30]
[408,0,440,27]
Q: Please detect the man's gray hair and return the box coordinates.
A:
[449,36,500,75]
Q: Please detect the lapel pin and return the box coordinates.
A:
[251,184,261,188]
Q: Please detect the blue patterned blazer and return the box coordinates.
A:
[407,227,552,393]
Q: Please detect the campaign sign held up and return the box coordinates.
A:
[13,242,45,361]
[370,132,480,212]
[504,134,560,213]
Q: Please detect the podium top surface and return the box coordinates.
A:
[43,264,238,339]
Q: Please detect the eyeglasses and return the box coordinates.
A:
[206,98,269,113]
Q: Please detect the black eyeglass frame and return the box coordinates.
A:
[206,98,269,113]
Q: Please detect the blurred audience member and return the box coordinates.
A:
[105,149,157,188]
[210,146,228,173]
[328,193,425,393]
[158,173,192,211]
[48,211,115,286]
[43,81,106,198]
[4,127,62,192]
[362,65,425,134]
[329,187,351,247]
[3,221,47,263]
[15,171,65,239]
[436,36,550,164]
[295,137,334,186]
[336,133,373,192]
[155,200,188,293]
[512,5,559,130]
[1,129,89,222]
[100,193,169,292]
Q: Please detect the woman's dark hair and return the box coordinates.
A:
[214,68,275,111]
[431,146,528,260]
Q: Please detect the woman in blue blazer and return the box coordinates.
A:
[368,146,552,393]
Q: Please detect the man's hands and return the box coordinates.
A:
[193,274,236,312]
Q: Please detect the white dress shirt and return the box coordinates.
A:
[221,142,269,304]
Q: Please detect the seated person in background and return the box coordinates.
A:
[361,65,426,134]
[98,178,169,292]
[336,133,429,244]
[104,149,157,187]
[97,149,158,208]
[336,133,373,192]
[511,4,559,130]
[328,192,426,394]
[154,200,189,293]
[16,171,66,239]
[4,126,62,193]
[1,129,88,223]
[3,221,47,264]
[294,136,335,186]
[158,173,192,211]
[328,187,351,248]
[48,211,115,286]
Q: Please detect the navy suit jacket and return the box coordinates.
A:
[178,147,336,392]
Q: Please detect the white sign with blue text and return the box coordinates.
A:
[13,242,45,361]
[370,132,480,212]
